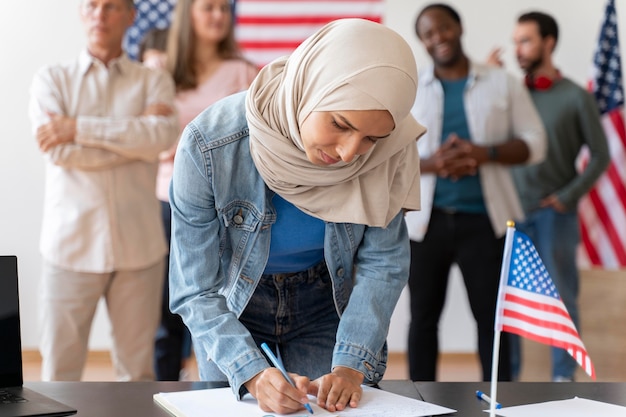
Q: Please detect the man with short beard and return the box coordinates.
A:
[506,11,610,382]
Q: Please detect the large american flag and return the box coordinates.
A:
[496,228,596,380]
[124,0,383,66]
[578,0,626,269]
[234,0,384,67]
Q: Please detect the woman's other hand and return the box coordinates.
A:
[309,366,364,412]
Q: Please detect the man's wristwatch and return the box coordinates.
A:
[488,145,498,161]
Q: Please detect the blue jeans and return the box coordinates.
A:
[510,208,580,380]
[200,261,340,381]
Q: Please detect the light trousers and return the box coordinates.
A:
[39,260,164,381]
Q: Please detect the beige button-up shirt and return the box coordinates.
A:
[29,50,178,273]
[405,62,547,241]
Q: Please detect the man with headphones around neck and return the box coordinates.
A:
[492,11,610,382]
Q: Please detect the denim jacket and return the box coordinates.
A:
[169,91,410,397]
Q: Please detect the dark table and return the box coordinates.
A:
[26,381,225,417]
[26,380,626,416]
[380,381,626,416]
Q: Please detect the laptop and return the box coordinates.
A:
[0,255,77,417]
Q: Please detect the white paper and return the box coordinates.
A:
[333,386,455,416]
[154,385,456,417]
[488,397,626,417]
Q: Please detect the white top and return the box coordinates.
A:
[29,50,179,272]
[405,62,546,241]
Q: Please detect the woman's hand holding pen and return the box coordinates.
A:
[245,368,311,414]
[309,366,364,412]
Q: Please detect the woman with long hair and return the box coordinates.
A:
[154,0,258,381]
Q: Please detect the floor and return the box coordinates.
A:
[23,269,626,382]
[21,350,477,382]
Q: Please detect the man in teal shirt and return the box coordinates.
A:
[405,3,546,383]
[508,11,610,381]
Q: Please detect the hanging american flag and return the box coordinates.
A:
[124,0,177,61]
[496,228,596,380]
[578,0,626,268]
[234,0,384,67]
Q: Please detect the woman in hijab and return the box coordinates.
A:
[169,18,424,414]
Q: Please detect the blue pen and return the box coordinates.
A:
[260,342,314,414]
[476,390,502,409]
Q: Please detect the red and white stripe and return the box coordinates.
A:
[235,0,384,67]
[498,286,596,379]
[578,102,626,269]
[577,1,626,269]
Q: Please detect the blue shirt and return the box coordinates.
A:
[433,77,487,214]
[264,194,325,274]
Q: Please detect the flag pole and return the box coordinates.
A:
[488,220,516,417]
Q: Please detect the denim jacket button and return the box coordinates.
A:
[233,214,244,225]
[336,267,345,277]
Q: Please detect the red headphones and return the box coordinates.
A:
[525,71,562,91]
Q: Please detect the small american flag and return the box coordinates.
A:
[495,227,596,380]
[234,0,384,67]
[578,0,626,268]
[124,0,177,61]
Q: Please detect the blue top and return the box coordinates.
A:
[433,77,487,214]
[168,91,410,398]
[264,194,325,274]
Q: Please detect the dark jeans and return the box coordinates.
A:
[407,209,511,381]
[201,260,340,381]
[154,201,192,381]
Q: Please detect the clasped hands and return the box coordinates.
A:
[425,134,485,180]
[245,365,364,415]
[36,103,173,152]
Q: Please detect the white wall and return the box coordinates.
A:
[384,0,611,353]
[0,0,619,352]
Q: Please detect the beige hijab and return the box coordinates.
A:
[246,18,425,228]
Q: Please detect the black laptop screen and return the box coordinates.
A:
[0,256,24,387]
